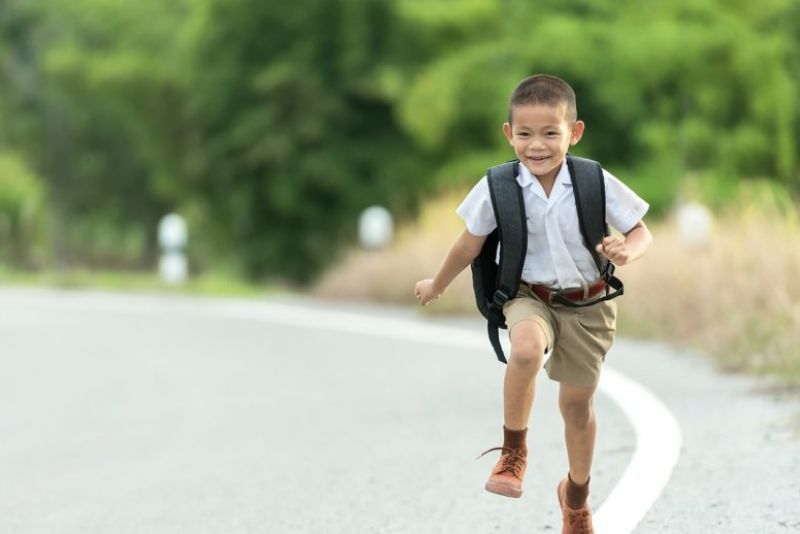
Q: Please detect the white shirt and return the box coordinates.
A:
[456,161,649,289]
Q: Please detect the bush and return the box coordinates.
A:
[0,152,44,267]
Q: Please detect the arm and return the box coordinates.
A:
[595,220,652,266]
[415,229,487,306]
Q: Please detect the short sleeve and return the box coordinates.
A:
[603,169,649,233]
[455,176,497,236]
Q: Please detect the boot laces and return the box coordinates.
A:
[476,446,526,477]
[566,506,592,533]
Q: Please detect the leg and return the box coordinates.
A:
[556,382,597,531]
[483,319,547,498]
[550,304,613,531]
[558,382,597,485]
[504,319,547,430]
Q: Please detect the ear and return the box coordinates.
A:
[570,121,585,145]
[502,122,513,144]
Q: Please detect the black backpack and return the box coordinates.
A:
[471,154,624,364]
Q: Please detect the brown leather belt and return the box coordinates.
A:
[523,279,607,304]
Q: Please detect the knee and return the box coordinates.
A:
[509,338,545,369]
[560,399,594,428]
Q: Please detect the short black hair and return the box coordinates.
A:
[508,74,577,123]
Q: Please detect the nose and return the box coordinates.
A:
[528,136,546,150]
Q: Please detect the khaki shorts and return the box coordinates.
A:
[503,285,617,388]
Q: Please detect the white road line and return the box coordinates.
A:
[594,368,682,534]
[1,289,682,533]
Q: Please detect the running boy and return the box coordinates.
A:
[414,74,652,534]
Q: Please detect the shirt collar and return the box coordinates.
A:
[553,160,572,190]
[516,160,573,200]
[516,162,535,188]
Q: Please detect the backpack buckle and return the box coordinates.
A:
[603,261,616,279]
[492,290,510,308]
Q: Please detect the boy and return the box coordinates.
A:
[414,74,651,534]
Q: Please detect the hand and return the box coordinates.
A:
[414,279,442,306]
[595,235,631,266]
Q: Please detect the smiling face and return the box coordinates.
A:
[502,103,585,184]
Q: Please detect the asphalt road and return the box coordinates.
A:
[0,289,797,533]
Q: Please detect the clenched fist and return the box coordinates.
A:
[595,235,631,266]
[414,279,441,306]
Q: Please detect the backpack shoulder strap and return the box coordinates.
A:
[558,154,624,307]
[485,160,526,363]
[566,154,607,271]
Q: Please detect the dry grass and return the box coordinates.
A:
[621,209,800,383]
[315,190,477,315]
[314,190,800,384]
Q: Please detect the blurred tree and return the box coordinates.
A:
[2,0,800,280]
[0,0,193,268]
[396,0,800,212]
[187,0,432,282]
[0,152,44,267]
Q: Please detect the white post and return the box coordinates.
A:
[675,201,713,248]
[358,206,394,250]
[158,213,188,285]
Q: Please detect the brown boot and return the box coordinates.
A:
[479,446,527,498]
[557,477,594,534]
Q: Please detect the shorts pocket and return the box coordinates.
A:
[575,301,617,362]
[576,300,617,333]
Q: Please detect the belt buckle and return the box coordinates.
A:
[550,288,566,304]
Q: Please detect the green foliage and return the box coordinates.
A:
[398,0,800,209]
[0,153,39,214]
[0,0,193,269]
[185,0,432,282]
[2,0,800,283]
[0,152,44,267]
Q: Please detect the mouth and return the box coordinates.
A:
[527,155,550,163]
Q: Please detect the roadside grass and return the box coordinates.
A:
[620,208,800,386]
[315,190,477,315]
[0,266,277,298]
[315,190,800,387]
